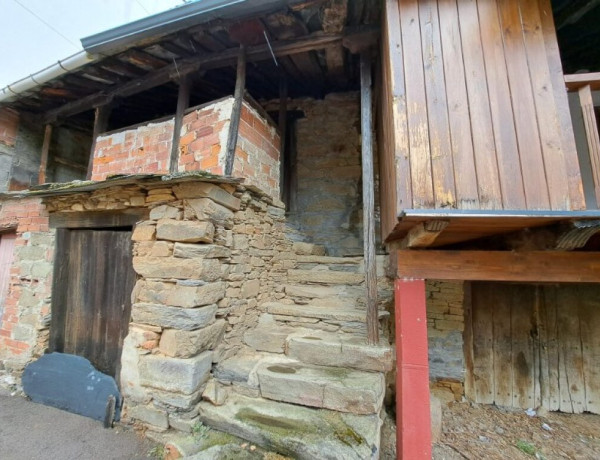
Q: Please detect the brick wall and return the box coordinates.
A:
[91,97,281,201]
[92,119,174,180]
[426,280,465,400]
[0,198,53,370]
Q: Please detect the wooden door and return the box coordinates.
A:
[0,233,16,321]
[50,228,136,378]
[467,283,600,414]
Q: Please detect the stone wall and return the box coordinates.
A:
[0,110,44,192]
[91,97,281,201]
[286,93,363,256]
[426,280,465,401]
[0,198,53,370]
[44,179,292,432]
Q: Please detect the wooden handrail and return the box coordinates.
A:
[565,72,600,91]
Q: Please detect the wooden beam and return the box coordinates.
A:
[42,30,372,123]
[397,250,600,283]
[86,104,113,180]
[403,220,449,248]
[578,84,600,206]
[38,124,53,184]
[225,46,246,176]
[555,0,600,30]
[169,75,192,174]
[360,53,378,345]
[565,72,600,91]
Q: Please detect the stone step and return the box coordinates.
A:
[198,393,382,460]
[291,241,326,256]
[264,302,384,323]
[286,331,394,373]
[287,269,364,285]
[257,362,385,415]
[296,255,362,265]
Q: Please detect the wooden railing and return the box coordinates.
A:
[565,73,600,207]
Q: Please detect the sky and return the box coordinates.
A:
[0,0,188,87]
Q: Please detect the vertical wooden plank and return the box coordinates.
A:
[437,0,479,209]
[542,286,561,411]
[38,124,52,184]
[470,283,494,404]
[399,0,434,209]
[537,285,551,409]
[87,104,112,180]
[578,284,600,414]
[510,284,536,409]
[169,75,192,173]
[520,0,571,210]
[361,53,379,345]
[456,0,503,209]
[537,0,585,210]
[532,286,542,408]
[476,0,526,209]
[497,0,550,209]
[492,283,513,406]
[49,229,69,353]
[556,286,586,413]
[419,0,456,208]
[578,85,600,206]
[225,45,247,176]
[463,282,476,400]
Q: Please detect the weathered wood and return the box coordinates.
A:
[578,84,600,206]
[169,75,192,173]
[53,156,87,172]
[510,285,536,409]
[578,285,600,413]
[470,284,494,404]
[49,209,148,229]
[542,286,561,410]
[565,72,600,91]
[437,0,479,209]
[396,250,600,283]
[361,53,378,346]
[462,282,475,402]
[403,220,448,248]
[43,30,371,123]
[492,284,513,407]
[225,46,246,176]
[87,104,112,180]
[38,124,53,184]
[399,0,434,209]
[419,0,456,208]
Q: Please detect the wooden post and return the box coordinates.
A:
[38,124,53,184]
[169,75,192,173]
[225,45,247,176]
[395,278,432,459]
[360,53,378,345]
[578,84,600,206]
[278,76,288,202]
[87,104,113,180]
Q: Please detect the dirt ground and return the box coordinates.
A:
[434,402,600,460]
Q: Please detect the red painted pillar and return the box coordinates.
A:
[395,278,431,459]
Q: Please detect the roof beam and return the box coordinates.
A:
[43,29,373,123]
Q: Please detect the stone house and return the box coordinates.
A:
[1,1,600,458]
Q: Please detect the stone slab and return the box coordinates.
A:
[197,393,382,460]
[288,269,363,285]
[159,319,226,358]
[265,302,368,322]
[173,183,241,211]
[156,219,214,243]
[186,198,234,229]
[131,303,217,331]
[133,257,222,281]
[257,362,385,415]
[286,332,394,372]
[139,351,212,395]
[173,243,231,259]
[128,404,169,430]
[22,353,121,424]
[213,350,265,384]
[137,281,225,308]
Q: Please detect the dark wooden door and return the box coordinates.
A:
[50,228,135,378]
[467,283,600,414]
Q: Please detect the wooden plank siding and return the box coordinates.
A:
[378,0,585,240]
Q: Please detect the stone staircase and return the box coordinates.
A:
[196,243,394,459]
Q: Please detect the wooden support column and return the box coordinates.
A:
[225,45,246,176]
[38,124,53,184]
[360,53,378,345]
[578,84,600,206]
[395,278,432,460]
[278,76,288,203]
[87,104,113,180]
[169,75,192,173]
